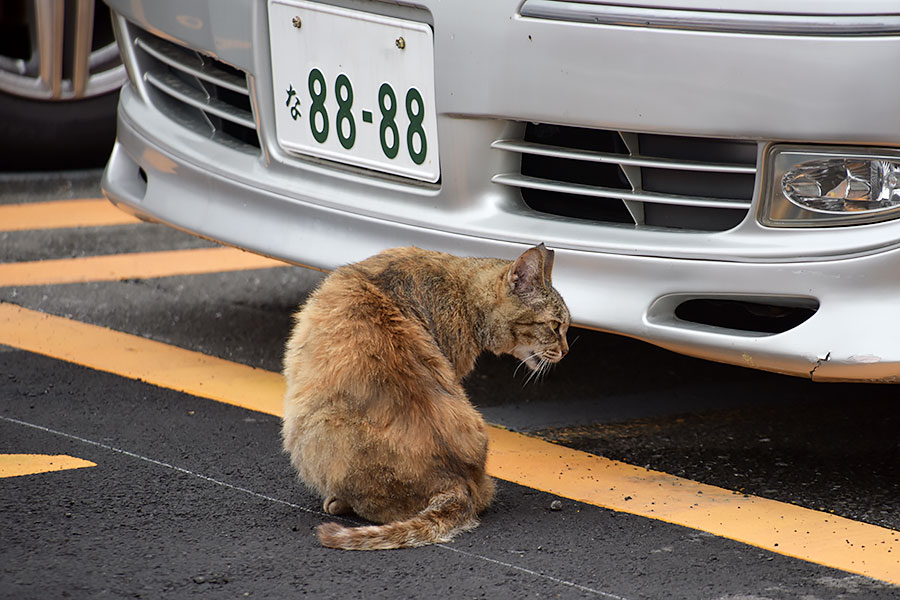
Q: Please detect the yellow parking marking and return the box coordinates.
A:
[0,199,140,231]
[0,302,897,585]
[487,428,899,585]
[0,303,283,416]
[0,453,96,478]
[0,247,286,287]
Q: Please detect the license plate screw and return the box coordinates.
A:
[395,36,406,49]
[291,16,302,29]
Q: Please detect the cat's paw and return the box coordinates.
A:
[323,496,351,515]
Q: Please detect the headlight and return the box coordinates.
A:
[761,146,900,227]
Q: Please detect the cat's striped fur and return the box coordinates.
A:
[282,244,570,550]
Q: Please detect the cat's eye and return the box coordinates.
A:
[549,320,561,333]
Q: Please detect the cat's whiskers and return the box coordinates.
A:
[513,352,541,380]
[515,346,568,385]
[537,360,550,384]
[523,355,552,386]
[539,364,551,384]
[540,356,554,383]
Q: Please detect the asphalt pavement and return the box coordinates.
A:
[1,170,899,599]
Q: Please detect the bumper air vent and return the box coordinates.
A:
[131,28,259,151]
[675,298,818,335]
[492,123,758,232]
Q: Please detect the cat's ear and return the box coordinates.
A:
[508,243,553,299]
[540,244,555,283]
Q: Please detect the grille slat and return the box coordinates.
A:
[144,70,255,130]
[131,27,260,150]
[491,139,756,174]
[494,123,758,232]
[492,173,751,210]
[134,36,249,95]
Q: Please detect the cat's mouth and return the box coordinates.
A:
[519,349,564,371]
[541,349,564,364]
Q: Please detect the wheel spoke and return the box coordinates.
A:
[72,0,96,97]
[35,0,65,98]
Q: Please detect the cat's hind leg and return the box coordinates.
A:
[472,471,496,514]
[323,496,352,515]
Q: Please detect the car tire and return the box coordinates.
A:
[0,89,119,171]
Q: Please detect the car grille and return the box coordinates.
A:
[131,29,260,150]
[492,123,758,232]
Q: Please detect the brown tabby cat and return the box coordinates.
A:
[281,244,570,550]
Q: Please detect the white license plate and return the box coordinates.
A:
[268,0,440,183]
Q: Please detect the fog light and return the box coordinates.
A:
[782,158,900,214]
[761,146,900,227]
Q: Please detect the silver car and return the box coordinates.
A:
[101,0,900,382]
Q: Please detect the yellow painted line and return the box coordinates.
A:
[487,428,899,585]
[0,247,286,287]
[0,303,284,416]
[0,199,140,232]
[0,302,897,585]
[0,453,96,478]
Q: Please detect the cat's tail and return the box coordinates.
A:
[316,488,478,550]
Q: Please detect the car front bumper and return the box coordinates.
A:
[102,0,900,382]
